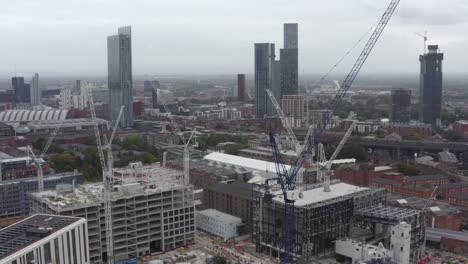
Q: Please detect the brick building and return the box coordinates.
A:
[386,122,432,139]
[203,180,253,232]
[453,120,468,140]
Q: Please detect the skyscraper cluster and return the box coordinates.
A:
[108,26,134,128]
[255,23,299,118]
[11,73,41,107]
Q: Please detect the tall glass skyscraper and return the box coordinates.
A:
[255,43,275,118]
[419,45,443,126]
[108,26,133,128]
[31,73,40,106]
[280,23,299,96]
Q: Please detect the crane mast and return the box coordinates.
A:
[151,82,195,185]
[265,89,300,153]
[87,89,124,264]
[268,1,400,262]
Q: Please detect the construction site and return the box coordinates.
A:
[29,163,197,263]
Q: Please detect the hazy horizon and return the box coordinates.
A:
[2,0,468,76]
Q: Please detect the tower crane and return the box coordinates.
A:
[87,88,124,264]
[317,119,357,192]
[415,31,428,54]
[27,111,67,192]
[265,89,301,154]
[269,1,400,262]
[151,83,196,185]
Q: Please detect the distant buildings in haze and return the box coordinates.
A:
[108,26,134,128]
[237,74,246,101]
[391,88,411,123]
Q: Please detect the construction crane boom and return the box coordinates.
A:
[269,1,400,262]
[265,89,300,153]
[87,89,107,173]
[289,0,400,181]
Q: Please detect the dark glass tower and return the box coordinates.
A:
[280,23,298,97]
[255,43,275,118]
[419,45,443,125]
[108,26,133,128]
[391,89,411,123]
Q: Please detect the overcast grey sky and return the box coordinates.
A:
[1,0,468,76]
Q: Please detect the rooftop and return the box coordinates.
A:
[205,180,252,200]
[204,152,289,175]
[273,182,369,208]
[31,164,186,211]
[0,214,83,260]
[0,110,68,123]
[197,209,242,224]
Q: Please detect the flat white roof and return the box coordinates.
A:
[198,209,242,224]
[273,182,368,207]
[204,152,290,173]
[374,166,392,172]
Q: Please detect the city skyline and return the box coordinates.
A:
[1,0,468,76]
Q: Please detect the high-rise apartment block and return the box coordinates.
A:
[255,43,275,118]
[281,23,298,96]
[419,45,443,125]
[391,88,411,123]
[237,74,246,101]
[30,73,40,105]
[108,26,134,128]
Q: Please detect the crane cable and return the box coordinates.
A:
[309,17,382,91]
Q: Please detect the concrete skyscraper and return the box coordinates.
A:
[255,43,275,118]
[280,23,299,96]
[30,73,40,106]
[108,26,134,128]
[391,88,411,123]
[419,45,443,126]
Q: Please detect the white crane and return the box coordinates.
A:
[415,31,428,54]
[87,88,124,264]
[151,83,196,185]
[265,89,301,154]
[317,119,358,192]
[27,111,67,192]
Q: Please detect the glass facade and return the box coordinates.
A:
[108,26,134,128]
[254,43,275,118]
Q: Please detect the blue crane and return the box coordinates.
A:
[268,0,401,262]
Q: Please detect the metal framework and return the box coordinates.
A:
[354,205,425,264]
[253,183,387,262]
[267,1,400,262]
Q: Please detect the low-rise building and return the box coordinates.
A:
[0,214,89,264]
[196,209,242,241]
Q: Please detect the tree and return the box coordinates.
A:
[52,153,76,172]
[396,163,420,176]
[225,143,249,155]
[139,152,157,164]
[337,144,367,162]
[212,255,228,264]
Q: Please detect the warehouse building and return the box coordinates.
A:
[30,165,196,263]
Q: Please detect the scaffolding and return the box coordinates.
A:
[252,181,386,261]
[354,205,425,264]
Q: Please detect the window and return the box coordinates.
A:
[82,225,88,262]
[44,242,52,263]
[54,238,60,263]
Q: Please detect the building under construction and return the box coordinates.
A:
[253,180,425,263]
[29,163,196,264]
